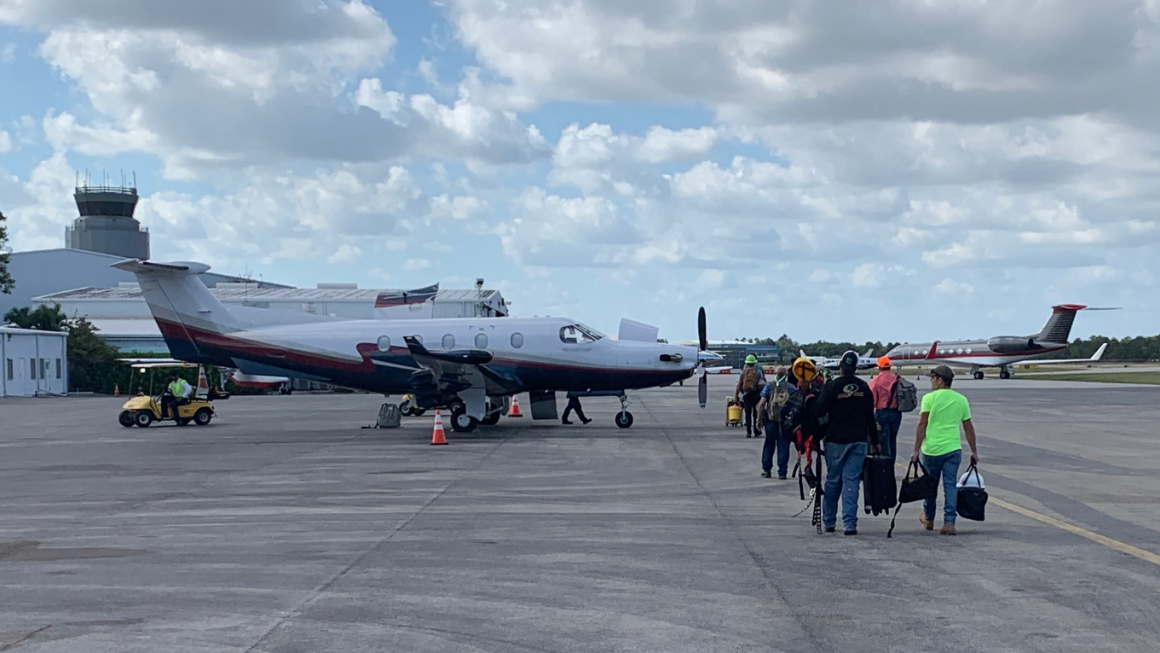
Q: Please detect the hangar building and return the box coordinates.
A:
[1,326,68,397]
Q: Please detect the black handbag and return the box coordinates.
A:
[956,463,988,522]
[888,460,939,538]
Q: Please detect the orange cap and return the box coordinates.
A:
[877,356,892,369]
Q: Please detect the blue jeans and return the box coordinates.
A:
[823,441,868,531]
[875,409,902,461]
[762,421,791,476]
[922,449,963,526]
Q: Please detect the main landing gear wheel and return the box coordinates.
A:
[615,411,634,429]
[999,369,1011,380]
[450,403,479,433]
[973,371,984,380]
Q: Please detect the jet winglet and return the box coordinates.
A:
[1091,343,1108,361]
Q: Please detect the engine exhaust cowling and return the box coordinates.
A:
[987,336,1036,353]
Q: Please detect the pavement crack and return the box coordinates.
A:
[242,431,515,653]
[640,396,831,653]
[0,625,51,652]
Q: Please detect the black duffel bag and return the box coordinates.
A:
[956,463,988,522]
[888,460,939,538]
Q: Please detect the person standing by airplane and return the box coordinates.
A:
[756,366,794,479]
[812,351,879,535]
[735,355,767,437]
[868,356,902,461]
[909,365,979,536]
[561,395,592,425]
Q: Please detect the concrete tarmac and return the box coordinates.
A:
[1,377,1159,652]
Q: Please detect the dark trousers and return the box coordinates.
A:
[762,420,792,476]
[742,392,759,435]
[161,395,181,419]
[562,398,588,423]
[875,408,902,461]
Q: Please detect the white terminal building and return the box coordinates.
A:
[33,282,509,354]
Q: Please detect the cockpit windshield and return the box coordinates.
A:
[559,323,605,344]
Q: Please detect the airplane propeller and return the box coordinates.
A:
[697,306,708,409]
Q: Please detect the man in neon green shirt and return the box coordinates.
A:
[909,365,979,536]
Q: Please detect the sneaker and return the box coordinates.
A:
[940,524,957,536]
[919,514,934,531]
[761,471,771,478]
[844,529,858,536]
[824,526,835,533]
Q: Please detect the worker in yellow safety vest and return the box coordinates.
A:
[162,371,192,420]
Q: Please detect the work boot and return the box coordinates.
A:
[581,418,592,425]
[844,529,858,536]
[778,474,788,480]
[562,420,574,425]
[940,523,957,536]
[824,526,835,533]
[761,471,771,478]
[919,514,934,531]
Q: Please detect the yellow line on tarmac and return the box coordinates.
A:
[989,496,1160,567]
[892,462,1160,566]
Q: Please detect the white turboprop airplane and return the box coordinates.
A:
[114,259,722,432]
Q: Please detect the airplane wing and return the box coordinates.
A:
[402,336,523,394]
[1026,343,1109,366]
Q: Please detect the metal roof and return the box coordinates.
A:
[36,286,504,303]
[0,326,69,337]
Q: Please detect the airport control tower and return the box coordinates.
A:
[65,183,149,259]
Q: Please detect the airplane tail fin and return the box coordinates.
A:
[112,259,242,362]
[1035,304,1086,344]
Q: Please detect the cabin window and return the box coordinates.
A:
[475,333,489,349]
[442,334,455,349]
[377,336,391,352]
[511,333,524,348]
[966,348,972,354]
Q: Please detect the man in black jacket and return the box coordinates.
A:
[812,350,880,535]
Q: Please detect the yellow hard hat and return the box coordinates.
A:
[791,357,818,382]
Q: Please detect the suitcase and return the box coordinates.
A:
[862,454,897,516]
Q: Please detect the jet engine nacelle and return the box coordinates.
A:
[987,336,1036,353]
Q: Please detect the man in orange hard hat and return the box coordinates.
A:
[868,356,902,461]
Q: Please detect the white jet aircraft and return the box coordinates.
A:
[114,259,722,432]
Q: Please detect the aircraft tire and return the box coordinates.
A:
[973,371,984,380]
[481,413,501,426]
[999,370,1011,380]
[615,411,634,428]
[399,402,413,417]
[450,404,479,432]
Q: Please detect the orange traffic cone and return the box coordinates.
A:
[508,394,523,418]
[196,365,209,399]
[114,384,120,397]
[431,409,448,445]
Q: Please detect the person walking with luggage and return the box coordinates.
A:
[868,356,903,461]
[909,365,978,536]
[561,395,592,425]
[756,366,794,479]
[734,355,766,438]
[812,350,879,535]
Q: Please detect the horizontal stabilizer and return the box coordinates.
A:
[112,259,211,275]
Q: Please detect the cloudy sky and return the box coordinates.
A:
[1,0,1157,343]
